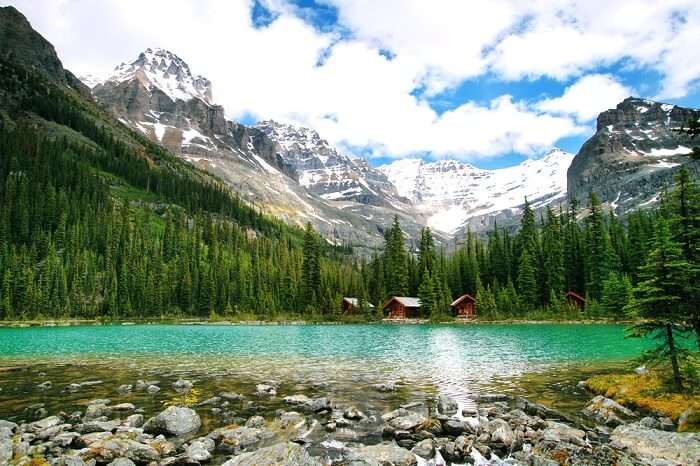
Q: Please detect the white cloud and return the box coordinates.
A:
[3,0,698,162]
[536,74,632,122]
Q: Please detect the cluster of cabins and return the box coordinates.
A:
[342,290,586,320]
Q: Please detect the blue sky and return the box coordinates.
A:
[7,0,700,169]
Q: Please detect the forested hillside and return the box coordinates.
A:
[0,56,365,321]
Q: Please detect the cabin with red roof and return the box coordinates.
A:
[565,291,585,310]
[383,297,421,319]
[451,294,476,318]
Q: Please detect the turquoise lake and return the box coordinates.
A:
[0,323,652,424]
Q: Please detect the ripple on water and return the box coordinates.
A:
[0,323,648,421]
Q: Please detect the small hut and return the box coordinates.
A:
[565,291,585,310]
[341,297,374,314]
[383,297,421,319]
[451,294,476,318]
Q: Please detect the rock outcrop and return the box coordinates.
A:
[568,97,700,212]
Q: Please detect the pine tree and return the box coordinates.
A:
[301,222,321,308]
[517,247,538,311]
[385,216,408,297]
[601,272,633,320]
[417,269,435,319]
[626,220,692,391]
[670,167,700,349]
[585,193,611,300]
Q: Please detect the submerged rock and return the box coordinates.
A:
[283,394,331,412]
[343,406,365,420]
[172,380,193,392]
[255,384,277,397]
[143,406,201,436]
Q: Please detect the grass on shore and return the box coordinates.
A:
[585,371,700,431]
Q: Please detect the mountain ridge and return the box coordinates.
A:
[79,46,700,240]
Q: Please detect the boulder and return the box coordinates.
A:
[581,395,637,427]
[343,406,366,420]
[78,420,120,434]
[85,403,111,420]
[541,421,586,447]
[488,419,515,449]
[124,414,144,428]
[143,406,201,436]
[347,443,417,466]
[86,436,160,463]
[372,381,397,392]
[116,384,133,394]
[245,415,265,428]
[107,459,136,466]
[389,413,427,431]
[56,456,90,466]
[437,395,458,415]
[412,438,435,459]
[255,384,277,397]
[186,440,212,462]
[381,408,408,422]
[283,394,331,412]
[221,441,323,466]
[0,420,17,432]
[147,384,160,394]
[111,403,136,412]
[220,392,244,402]
[277,411,305,430]
[210,426,272,454]
[442,419,466,435]
[0,427,13,464]
[611,423,700,465]
[172,380,193,392]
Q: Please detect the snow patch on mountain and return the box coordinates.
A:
[379,148,574,233]
[87,48,212,104]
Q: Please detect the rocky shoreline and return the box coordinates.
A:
[1,377,699,466]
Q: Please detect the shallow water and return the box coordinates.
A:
[0,323,647,425]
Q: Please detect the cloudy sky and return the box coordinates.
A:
[4,0,700,168]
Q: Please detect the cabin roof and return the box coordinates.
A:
[342,297,375,308]
[450,293,476,307]
[384,296,421,309]
[565,291,585,302]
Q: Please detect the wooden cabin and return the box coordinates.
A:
[341,297,374,314]
[451,294,476,318]
[565,291,585,310]
[384,297,421,319]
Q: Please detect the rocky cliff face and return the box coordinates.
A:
[0,6,90,99]
[253,120,405,207]
[84,49,428,247]
[568,97,700,212]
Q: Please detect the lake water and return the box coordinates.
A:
[0,323,649,433]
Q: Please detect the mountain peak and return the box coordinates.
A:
[89,47,213,104]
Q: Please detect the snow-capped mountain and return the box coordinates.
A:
[379,148,573,233]
[83,49,429,247]
[85,48,212,104]
[253,120,405,207]
[568,97,700,212]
